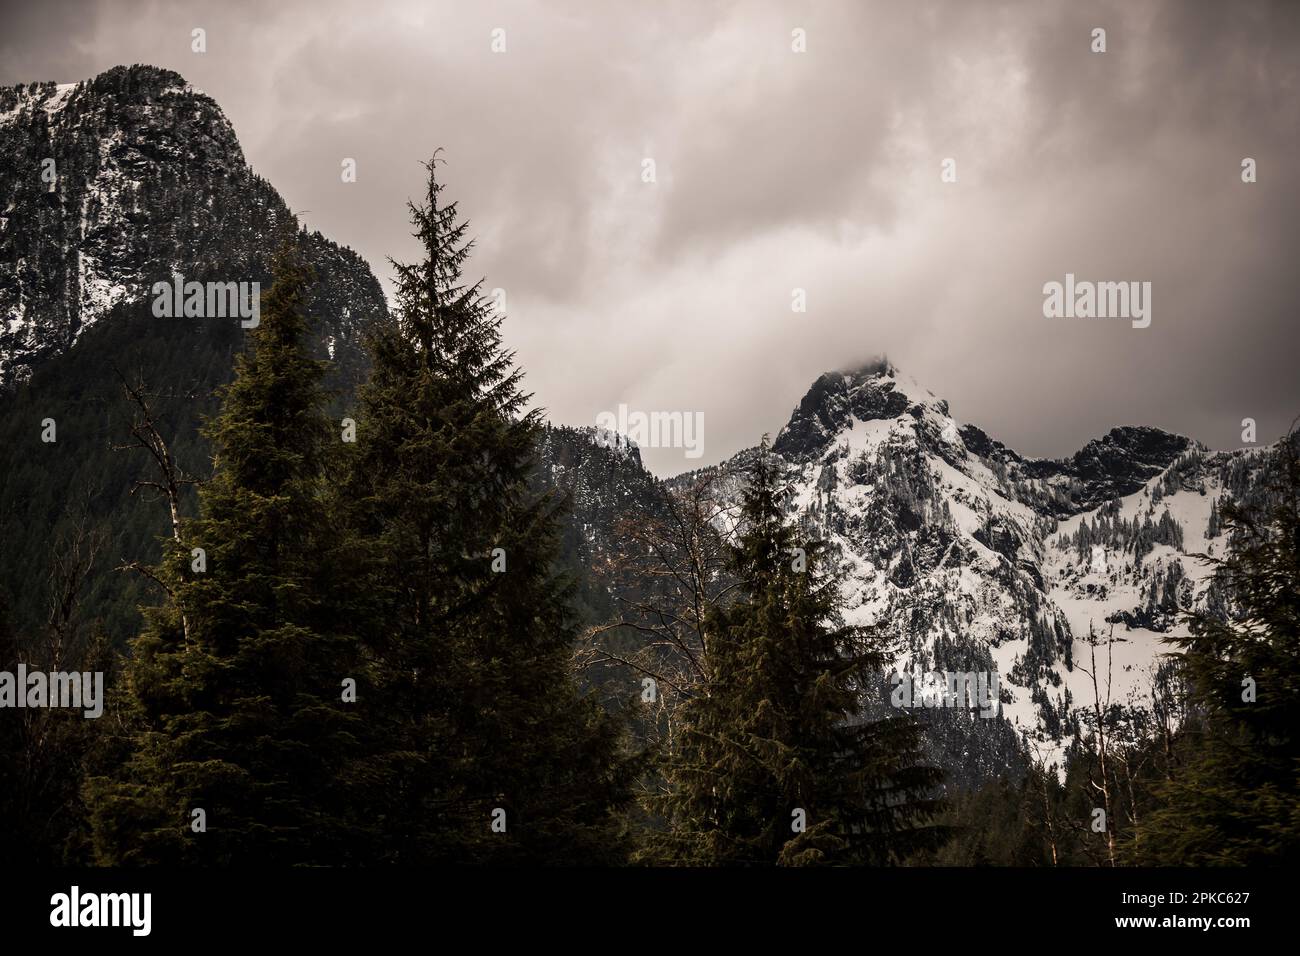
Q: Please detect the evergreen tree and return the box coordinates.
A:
[651,439,943,865]
[86,245,370,865]
[1131,431,1300,864]
[336,153,638,864]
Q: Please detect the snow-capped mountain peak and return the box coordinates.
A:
[774,359,956,461]
[687,363,1277,783]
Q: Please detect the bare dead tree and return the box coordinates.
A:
[1076,620,1117,866]
[110,366,200,640]
[1028,741,1063,866]
[576,469,741,741]
[111,367,199,544]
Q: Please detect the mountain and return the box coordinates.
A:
[665,361,1275,785]
[534,423,666,626]
[0,65,390,635]
[0,64,384,389]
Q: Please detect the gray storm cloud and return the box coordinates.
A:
[3,0,1296,474]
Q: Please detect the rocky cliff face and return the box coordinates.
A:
[0,64,386,388]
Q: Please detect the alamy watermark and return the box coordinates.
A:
[152,275,260,327]
[0,665,104,718]
[595,404,704,459]
[1042,273,1150,329]
[50,886,151,936]
[889,669,1000,718]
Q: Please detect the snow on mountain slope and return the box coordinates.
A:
[673,360,1274,781]
[0,65,387,388]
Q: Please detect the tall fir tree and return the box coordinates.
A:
[651,439,943,865]
[335,153,638,864]
[1131,430,1300,864]
[86,244,371,865]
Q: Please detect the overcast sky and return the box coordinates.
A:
[3,0,1297,474]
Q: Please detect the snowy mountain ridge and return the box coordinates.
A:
[673,360,1274,778]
